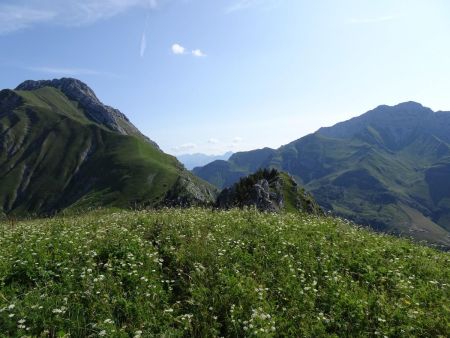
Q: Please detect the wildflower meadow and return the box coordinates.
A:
[0,208,448,337]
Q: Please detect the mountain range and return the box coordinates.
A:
[193,102,450,248]
[0,78,216,216]
[2,78,449,248]
[177,152,233,170]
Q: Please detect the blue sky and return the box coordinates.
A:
[1,0,450,155]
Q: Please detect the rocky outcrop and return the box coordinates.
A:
[217,178,278,212]
[163,175,218,207]
[216,168,322,214]
[15,78,159,149]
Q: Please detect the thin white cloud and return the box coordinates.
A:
[226,0,282,14]
[192,49,206,57]
[227,136,244,149]
[172,44,207,57]
[140,33,147,57]
[140,16,149,58]
[226,0,255,13]
[27,66,117,78]
[0,0,159,34]
[208,138,220,144]
[0,5,56,34]
[172,43,186,55]
[172,143,197,152]
[347,16,397,25]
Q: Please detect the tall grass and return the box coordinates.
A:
[0,208,448,337]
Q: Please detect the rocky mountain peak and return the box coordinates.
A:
[17,78,100,104]
[316,101,443,146]
[15,78,158,148]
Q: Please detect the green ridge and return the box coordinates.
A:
[0,84,216,215]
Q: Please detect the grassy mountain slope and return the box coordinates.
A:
[0,209,448,337]
[0,81,216,215]
[193,102,450,248]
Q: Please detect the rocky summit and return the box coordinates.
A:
[15,78,158,147]
[216,168,322,214]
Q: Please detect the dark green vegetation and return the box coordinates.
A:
[0,79,216,216]
[194,102,450,248]
[0,209,448,337]
[217,168,322,214]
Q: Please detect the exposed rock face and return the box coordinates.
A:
[252,179,279,212]
[216,168,322,214]
[217,178,280,212]
[163,175,218,207]
[15,78,159,148]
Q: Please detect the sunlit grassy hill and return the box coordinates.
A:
[0,209,448,337]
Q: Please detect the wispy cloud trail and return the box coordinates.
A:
[226,0,283,14]
[172,143,197,152]
[140,32,147,58]
[140,16,149,58]
[27,66,118,78]
[347,16,397,25]
[0,5,55,34]
[0,0,159,34]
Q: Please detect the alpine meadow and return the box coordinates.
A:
[1,1,450,337]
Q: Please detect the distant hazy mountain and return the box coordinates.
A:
[177,152,233,170]
[0,78,216,215]
[193,102,450,248]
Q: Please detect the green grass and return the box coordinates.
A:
[0,209,448,337]
[16,88,89,125]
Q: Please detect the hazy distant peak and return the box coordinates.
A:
[177,152,233,170]
[373,101,432,114]
[394,101,425,109]
[316,101,448,144]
